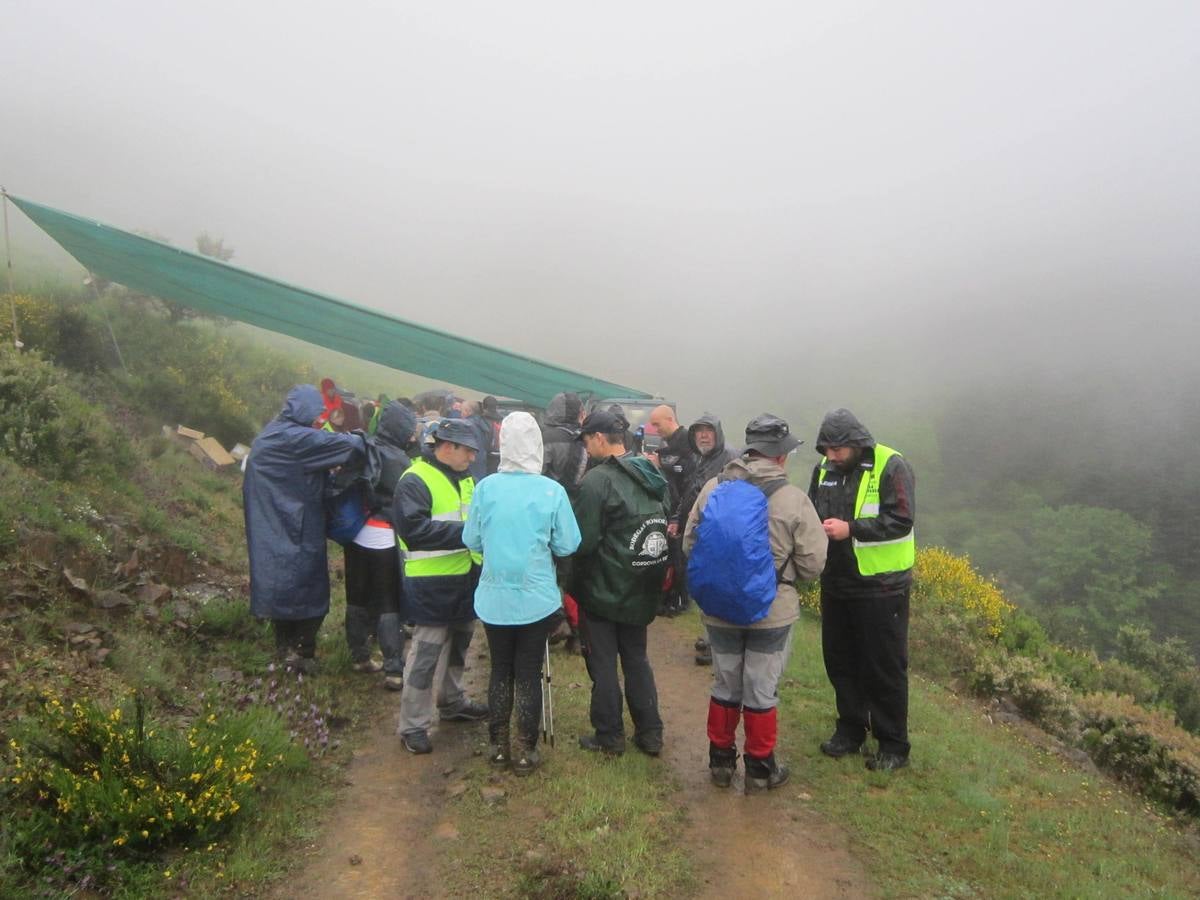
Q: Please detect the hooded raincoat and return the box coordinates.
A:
[674,413,737,526]
[464,413,581,625]
[244,385,366,620]
[807,408,916,595]
[541,391,586,496]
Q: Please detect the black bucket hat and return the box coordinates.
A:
[431,418,483,451]
[743,413,802,456]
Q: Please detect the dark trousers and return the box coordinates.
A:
[579,610,662,746]
[483,613,557,749]
[343,542,406,674]
[272,616,325,659]
[820,584,911,757]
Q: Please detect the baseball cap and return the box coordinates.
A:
[579,409,627,437]
[743,413,802,456]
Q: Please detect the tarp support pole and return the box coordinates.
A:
[1,188,20,350]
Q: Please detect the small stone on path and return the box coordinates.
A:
[446,782,468,799]
[480,786,506,804]
[433,822,460,840]
[348,854,362,866]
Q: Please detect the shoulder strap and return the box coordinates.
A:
[755,477,791,583]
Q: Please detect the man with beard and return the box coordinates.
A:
[808,409,916,772]
[674,415,737,664]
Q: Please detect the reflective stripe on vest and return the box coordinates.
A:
[397,459,480,576]
[816,443,914,576]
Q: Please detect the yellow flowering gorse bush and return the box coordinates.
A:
[4,693,276,853]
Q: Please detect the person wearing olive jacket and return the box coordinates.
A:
[570,410,671,756]
[808,408,916,772]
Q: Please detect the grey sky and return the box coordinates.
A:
[4,1,1198,427]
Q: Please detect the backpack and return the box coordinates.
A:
[686,476,789,625]
[324,440,382,545]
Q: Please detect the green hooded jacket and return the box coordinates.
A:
[570,453,671,625]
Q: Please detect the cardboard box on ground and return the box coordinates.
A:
[161,425,239,471]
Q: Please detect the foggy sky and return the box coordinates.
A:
[4,1,1199,431]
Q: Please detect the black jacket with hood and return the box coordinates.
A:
[807,408,916,596]
[541,392,587,497]
[657,424,695,518]
[674,414,737,527]
[367,401,417,526]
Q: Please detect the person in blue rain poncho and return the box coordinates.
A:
[243,384,366,671]
[463,412,581,775]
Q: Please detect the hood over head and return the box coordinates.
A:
[281,385,325,426]
[499,412,544,474]
[688,413,727,457]
[815,408,875,454]
[544,392,583,427]
[376,400,417,449]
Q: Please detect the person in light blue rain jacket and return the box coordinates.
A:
[463,411,581,775]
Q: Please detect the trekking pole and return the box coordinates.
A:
[543,639,555,748]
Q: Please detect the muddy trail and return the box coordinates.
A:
[279,620,870,899]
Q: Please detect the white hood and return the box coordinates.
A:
[499,411,544,474]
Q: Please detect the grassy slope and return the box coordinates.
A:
[776,610,1200,899]
[0,430,391,898]
[437,610,1200,899]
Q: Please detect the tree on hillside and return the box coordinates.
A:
[1029,505,1161,653]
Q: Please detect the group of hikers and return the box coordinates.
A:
[242,383,916,793]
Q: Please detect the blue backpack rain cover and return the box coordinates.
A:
[686,477,787,625]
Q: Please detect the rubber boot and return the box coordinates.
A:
[488,723,511,769]
[709,742,738,788]
[512,734,542,777]
[743,752,790,794]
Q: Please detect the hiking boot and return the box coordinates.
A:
[401,731,432,755]
[383,674,404,691]
[351,659,383,674]
[865,751,909,772]
[578,734,625,756]
[709,744,737,788]
[820,734,863,759]
[512,745,542,777]
[633,732,663,757]
[439,700,489,722]
[744,753,790,794]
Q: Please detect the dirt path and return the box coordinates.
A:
[649,620,872,899]
[279,620,870,898]
[276,651,488,900]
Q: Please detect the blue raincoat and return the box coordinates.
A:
[243,385,365,620]
[463,412,581,625]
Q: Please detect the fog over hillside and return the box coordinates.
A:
[4,1,1198,433]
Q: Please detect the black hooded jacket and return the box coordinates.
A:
[807,408,916,595]
[367,401,417,525]
[674,414,736,526]
[542,392,587,497]
[657,424,695,522]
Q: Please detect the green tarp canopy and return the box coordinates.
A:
[5,193,651,407]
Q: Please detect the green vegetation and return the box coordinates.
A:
[0,285,398,897]
[776,613,1200,898]
[438,651,692,900]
